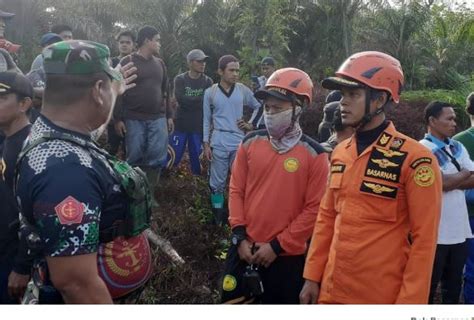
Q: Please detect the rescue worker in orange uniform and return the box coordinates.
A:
[300,51,442,304]
[221,68,329,304]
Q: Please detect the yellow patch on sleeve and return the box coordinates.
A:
[414,165,435,187]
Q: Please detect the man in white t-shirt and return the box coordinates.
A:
[420,101,474,304]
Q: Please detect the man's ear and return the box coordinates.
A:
[217,68,223,77]
[92,79,104,107]
[428,115,436,127]
[378,92,388,107]
[18,97,33,113]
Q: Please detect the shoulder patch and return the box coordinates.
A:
[376,132,392,147]
[55,196,85,225]
[390,137,405,150]
[410,157,432,169]
[299,134,328,155]
[414,165,435,187]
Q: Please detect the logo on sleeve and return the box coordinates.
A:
[410,157,432,169]
[54,196,85,225]
[284,158,299,173]
[414,165,435,187]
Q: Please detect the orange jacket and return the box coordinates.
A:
[303,122,442,304]
[229,131,329,255]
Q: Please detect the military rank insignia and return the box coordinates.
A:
[364,147,407,183]
[360,180,398,199]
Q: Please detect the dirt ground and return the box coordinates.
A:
[137,161,229,304]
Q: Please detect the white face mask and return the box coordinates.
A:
[264,107,301,140]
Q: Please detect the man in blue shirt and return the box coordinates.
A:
[419,101,474,304]
[203,55,260,225]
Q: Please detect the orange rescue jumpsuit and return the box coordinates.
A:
[303,122,442,304]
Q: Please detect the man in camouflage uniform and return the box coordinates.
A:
[16,40,152,304]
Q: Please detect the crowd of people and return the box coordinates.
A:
[0,8,474,305]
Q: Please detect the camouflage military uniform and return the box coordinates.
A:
[16,41,152,300]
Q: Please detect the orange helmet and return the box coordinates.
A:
[322,51,404,103]
[255,67,313,105]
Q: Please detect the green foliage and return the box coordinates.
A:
[233,0,291,76]
[0,0,471,97]
[402,89,468,108]
[401,83,474,131]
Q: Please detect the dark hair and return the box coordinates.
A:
[137,26,159,48]
[325,90,342,104]
[116,30,135,43]
[332,107,346,132]
[369,88,386,101]
[424,101,452,125]
[51,24,72,35]
[44,73,110,106]
[466,92,474,115]
[218,55,238,71]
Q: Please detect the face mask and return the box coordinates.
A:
[264,107,301,140]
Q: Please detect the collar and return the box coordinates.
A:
[38,115,92,142]
[346,121,397,148]
[344,121,402,157]
[424,133,452,149]
[218,83,235,98]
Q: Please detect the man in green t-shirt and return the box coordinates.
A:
[453,92,474,304]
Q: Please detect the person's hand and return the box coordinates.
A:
[253,243,277,268]
[299,280,320,304]
[237,240,254,264]
[114,120,126,137]
[237,119,254,133]
[112,61,138,96]
[8,271,30,300]
[167,118,175,133]
[203,143,212,162]
[460,168,471,179]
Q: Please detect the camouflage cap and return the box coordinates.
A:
[42,40,122,81]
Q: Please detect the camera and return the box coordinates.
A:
[242,264,264,297]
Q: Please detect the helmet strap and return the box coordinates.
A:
[356,87,385,131]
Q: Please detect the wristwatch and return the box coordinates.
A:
[231,233,246,246]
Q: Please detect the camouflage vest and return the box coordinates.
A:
[15,131,151,243]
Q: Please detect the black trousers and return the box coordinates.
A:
[429,242,469,304]
[220,245,305,304]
